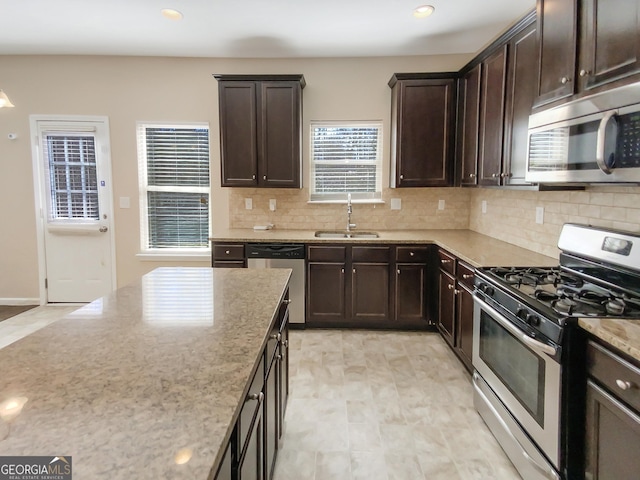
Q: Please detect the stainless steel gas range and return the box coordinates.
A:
[472,224,640,480]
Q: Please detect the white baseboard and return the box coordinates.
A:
[0,298,41,306]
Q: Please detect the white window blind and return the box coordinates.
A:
[42,132,99,221]
[310,121,383,201]
[137,124,210,250]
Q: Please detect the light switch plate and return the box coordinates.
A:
[536,206,544,224]
[438,199,445,210]
[269,199,276,211]
[390,198,401,210]
[245,198,252,210]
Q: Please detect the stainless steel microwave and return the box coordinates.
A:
[526,82,640,184]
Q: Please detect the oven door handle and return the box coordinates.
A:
[473,372,561,480]
[474,296,558,358]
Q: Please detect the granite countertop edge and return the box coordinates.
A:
[210,228,559,268]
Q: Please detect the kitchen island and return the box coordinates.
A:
[0,267,291,480]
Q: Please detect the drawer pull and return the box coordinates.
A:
[447,284,455,290]
[441,259,452,264]
[283,299,292,305]
[270,333,281,341]
[409,251,415,257]
[462,274,474,279]
[616,379,633,391]
[247,392,264,403]
[225,250,230,255]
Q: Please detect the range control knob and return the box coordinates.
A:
[516,308,529,321]
[479,283,494,297]
[527,314,541,327]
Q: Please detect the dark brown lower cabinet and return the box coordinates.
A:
[437,248,475,372]
[214,444,233,480]
[306,259,346,325]
[395,263,427,324]
[585,339,640,480]
[438,270,456,347]
[351,261,390,323]
[238,407,263,480]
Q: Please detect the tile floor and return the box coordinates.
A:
[273,329,520,480]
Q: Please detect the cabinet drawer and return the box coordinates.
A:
[213,244,245,260]
[307,245,347,262]
[457,262,475,289]
[587,340,640,413]
[396,246,429,263]
[352,246,391,263]
[238,355,265,455]
[438,249,456,275]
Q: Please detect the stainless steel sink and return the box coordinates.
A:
[314,230,379,239]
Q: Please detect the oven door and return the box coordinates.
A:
[472,295,561,470]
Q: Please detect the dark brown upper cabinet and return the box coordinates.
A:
[389,74,456,187]
[534,0,640,109]
[214,74,305,188]
[534,0,577,107]
[503,23,539,185]
[458,64,482,186]
[478,46,508,186]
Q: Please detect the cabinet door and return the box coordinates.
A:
[438,270,456,348]
[478,45,508,186]
[278,311,289,446]
[579,0,640,92]
[264,358,278,480]
[503,23,538,186]
[395,263,427,325]
[213,443,232,480]
[238,408,264,480]
[307,262,346,325]
[351,263,390,322]
[258,82,302,188]
[534,0,577,107]
[585,379,640,480]
[456,283,474,372]
[392,79,454,187]
[218,81,259,186]
[459,64,482,186]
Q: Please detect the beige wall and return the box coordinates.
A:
[0,53,470,301]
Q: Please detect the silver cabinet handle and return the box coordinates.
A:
[99,226,108,233]
[270,333,281,341]
[469,173,476,178]
[409,251,415,257]
[252,174,256,180]
[400,174,404,180]
[462,274,473,279]
[491,173,499,178]
[447,284,455,290]
[616,379,633,391]
[560,76,570,84]
[352,268,356,274]
[282,340,289,348]
[225,250,230,255]
[247,392,264,402]
[263,175,267,180]
[440,259,451,264]
[579,69,590,77]
[283,299,292,305]
[397,269,401,275]
[341,268,345,274]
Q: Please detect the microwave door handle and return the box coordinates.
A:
[474,296,558,357]
[596,110,618,174]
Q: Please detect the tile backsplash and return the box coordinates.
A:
[228,187,471,231]
[227,185,640,260]
[469,186,640,258]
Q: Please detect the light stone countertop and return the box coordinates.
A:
[210,228,559,268]
[0,267,291,479]
[578,318,640,363]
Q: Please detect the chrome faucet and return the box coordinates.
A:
[346,193,356,231]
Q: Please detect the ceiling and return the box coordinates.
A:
[0,0,535,58]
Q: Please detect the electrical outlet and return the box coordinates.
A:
[438,199,445,210]
[245,198,252,210]
[269,199,276,211]
[536,206,544,224]
[390,198,401,210]
[482,200,487,214]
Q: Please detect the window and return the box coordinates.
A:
[310,121,383,202]
[43,132,99,221]
[137,123,210,251]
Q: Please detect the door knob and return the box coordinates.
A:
[99,226,108,233]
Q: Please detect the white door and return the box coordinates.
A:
[31,116,115,303]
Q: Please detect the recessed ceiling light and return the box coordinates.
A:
[413,5,435,18]
[161,8,183,21]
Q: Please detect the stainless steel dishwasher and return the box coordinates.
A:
[246,243,305,325]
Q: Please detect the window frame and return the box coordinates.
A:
[308,120,384,203]
[136,122,211,257]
